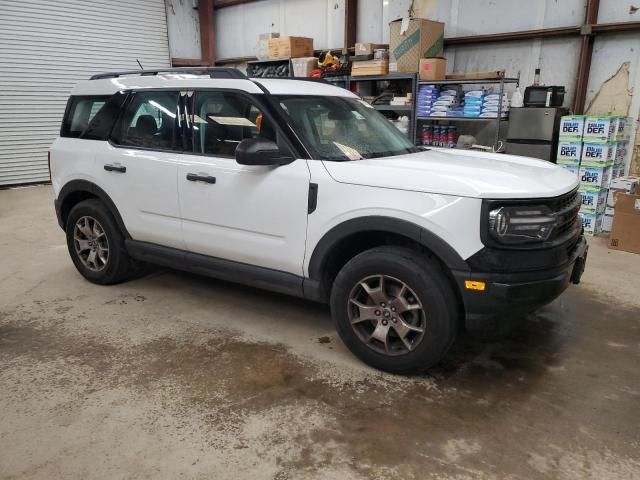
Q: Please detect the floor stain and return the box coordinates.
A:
[1,288,639,479]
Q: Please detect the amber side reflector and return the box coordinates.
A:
[464,280,486,291]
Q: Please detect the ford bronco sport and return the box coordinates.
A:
[50,67,588,373]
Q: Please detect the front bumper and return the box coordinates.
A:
[453,235,588,332]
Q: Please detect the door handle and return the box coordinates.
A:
[186,173,216,184]
[104,164,126,173]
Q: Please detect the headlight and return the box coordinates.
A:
[489,206,557,244]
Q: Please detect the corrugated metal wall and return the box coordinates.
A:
[0,0,170,186]
[214,0,346,59]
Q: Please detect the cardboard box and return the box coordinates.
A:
[602,212,614,233]
[268,36,313,60]
[579,188,607,214]
[351,59,389,76]
[354,43,386,56]
[419,57,446,81]
[613,116,630,141]
[559,115,585,141]
[607,176,640,208]
[609,193,640,254]
[612,141,628,166]
[257,32,279,61]
[559,163,580,178]
[580,165,611,191]
[389,17,444,72]
[581,142,614,166]
[291,57,317,77]
[583,116,616,143]
[610,176,640,192]
[557,141,582,163]
[580,212,603,236]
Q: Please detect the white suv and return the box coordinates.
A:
[50,67,588,373]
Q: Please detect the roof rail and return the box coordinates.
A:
[90,67,246,80]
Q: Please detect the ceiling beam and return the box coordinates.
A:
[213,0,258,9]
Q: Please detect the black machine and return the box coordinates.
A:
[524,85,566,107]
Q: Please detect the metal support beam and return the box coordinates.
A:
[213,0,257,8]
[344,0,357,50]
[445,26,580,45]
[199,0,216,65]
[573,0,600,114]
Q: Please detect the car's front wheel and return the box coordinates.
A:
[65,199,135,285]
[330,246,459,373]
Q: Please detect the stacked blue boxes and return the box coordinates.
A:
[429,88,463,117]
[416,84,440,118]
[463,90,510,118]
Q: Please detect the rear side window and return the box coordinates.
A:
[61,96,110,138]
[111,91,180,151]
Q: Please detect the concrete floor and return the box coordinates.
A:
[1,185,639,480]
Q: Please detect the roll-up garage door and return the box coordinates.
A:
[0,0,170,186]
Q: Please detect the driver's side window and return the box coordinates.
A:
[192,91,276,157]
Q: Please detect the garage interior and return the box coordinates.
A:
[1,0,640,479]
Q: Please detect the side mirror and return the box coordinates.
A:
[235,138,293,166]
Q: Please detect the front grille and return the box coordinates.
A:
[547,188,581,243]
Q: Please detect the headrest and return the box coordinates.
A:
[135,115,158,136]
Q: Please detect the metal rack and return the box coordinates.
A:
[416,74,520,150]
[346,73,418,141]
[246,58,293,78]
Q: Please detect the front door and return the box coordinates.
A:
[178,89,310,275]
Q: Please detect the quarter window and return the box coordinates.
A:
[192,91,276,157]
[61,96,110,138]
[112,91,180,150]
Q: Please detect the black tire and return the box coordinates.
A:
[330,246,460,374]
[65,199,135,285]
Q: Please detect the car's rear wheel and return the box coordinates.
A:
[330,246,459,373]
[65,199,135,285]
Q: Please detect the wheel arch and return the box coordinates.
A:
[305,216,469,302]
[56,180,130,238]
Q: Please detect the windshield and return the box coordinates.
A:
[277,95,421,161]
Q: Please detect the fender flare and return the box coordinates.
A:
[307,216,470,281]
[56,180,130,238]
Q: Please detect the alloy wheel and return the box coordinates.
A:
[73,216,109,272]
[347,274,426,356]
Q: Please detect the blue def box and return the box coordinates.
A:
[579,165,611,190]
[581,143,614,166]
[559,115,585,141]
[579,188,607,214]
[557,141,582,163]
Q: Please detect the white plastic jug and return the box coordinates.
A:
[511,87,524,108]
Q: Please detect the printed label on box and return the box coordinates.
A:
[559,116,585,141]
[557,141,582,161]
[580,166,611,190]
[581,143,613,165]
[583,117,614,143]
[579,189,607,213]
[579,212,603,236]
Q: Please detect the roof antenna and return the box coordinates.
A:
[136,59,144,70]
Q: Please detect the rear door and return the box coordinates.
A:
[177,89,310,275]
[95,90,184,249]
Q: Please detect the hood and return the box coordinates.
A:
[322,148,579,199]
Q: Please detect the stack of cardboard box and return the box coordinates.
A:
[556,115,631,235]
